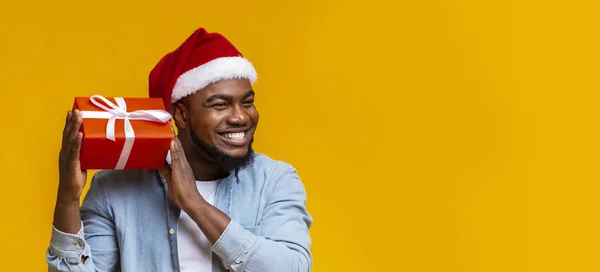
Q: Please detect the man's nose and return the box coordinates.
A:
[227,106,249,125]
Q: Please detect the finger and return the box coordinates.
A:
[66,113,82,159]
[72,110,83,135]
[73,132,83,161]
[172,132,183,146]
[62,110,72,135]
[69,132,83,160]
[171,138,190,169]
[62,110,79,152]
[168,122,185,152]
[172,137,182,151]
[61,111,73,148]
[73,109,83,132]
[169,140,181,162]
[159,162,172,183]
[68,110,83,144]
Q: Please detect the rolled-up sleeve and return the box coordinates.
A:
[46,171,118,272]
[212,166,313,272]
[47,222,93,271]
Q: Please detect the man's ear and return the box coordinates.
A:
[171,102,188,130]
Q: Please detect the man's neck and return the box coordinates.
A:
[183,147,229,181]
[190,159,229,181]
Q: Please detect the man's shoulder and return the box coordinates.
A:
[241,153,307,201]
[249,153,297,174]
[241,153,300,186]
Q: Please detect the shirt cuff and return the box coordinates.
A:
[212,220,259,267]
[49,222,88,262]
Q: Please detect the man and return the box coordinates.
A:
[47,28,313,272]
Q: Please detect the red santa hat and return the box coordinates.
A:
[149,28,257,109]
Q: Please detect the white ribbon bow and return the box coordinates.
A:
[80,95,172,169]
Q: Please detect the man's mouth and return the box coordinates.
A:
[223,132,245,140]
[217,130,250,146]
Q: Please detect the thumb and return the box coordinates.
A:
[160,161,172,183]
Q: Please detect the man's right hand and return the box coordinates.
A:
[58,109,87,202]
[53,109,87,234]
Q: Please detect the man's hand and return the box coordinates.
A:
[160,133,206,212]
[53,110,88,234]
[57,110,87,202]
[160,126,231,244]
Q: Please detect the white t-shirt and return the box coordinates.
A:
[177,180,221,272]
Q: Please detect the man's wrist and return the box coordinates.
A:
[53,198,82,234]
[184,196,211,221]
[56,186,82,204]
[55,198,81,207]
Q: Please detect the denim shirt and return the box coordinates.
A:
[46,153,313,272]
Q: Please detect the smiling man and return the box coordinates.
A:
[47,28,313,272]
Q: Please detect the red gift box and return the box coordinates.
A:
[73,95,173,170]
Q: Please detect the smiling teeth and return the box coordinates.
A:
[224,132,245,140]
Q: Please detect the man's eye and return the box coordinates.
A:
[213,103,227,109]
[243,100,254,106]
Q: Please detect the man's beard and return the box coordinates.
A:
[189,127,255,173]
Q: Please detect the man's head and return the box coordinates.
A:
[172,78,259,172]
[148,28,259,172]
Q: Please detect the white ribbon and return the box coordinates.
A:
[81,95,172,169]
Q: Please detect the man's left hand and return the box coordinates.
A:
[160,133,206,212]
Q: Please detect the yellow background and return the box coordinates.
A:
[1,0,599,271]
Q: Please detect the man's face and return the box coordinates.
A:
[178,78,259,168]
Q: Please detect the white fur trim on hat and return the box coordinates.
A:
[171,56,258,103]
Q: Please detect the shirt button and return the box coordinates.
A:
[169,228,175,235]
[75,244,82,249]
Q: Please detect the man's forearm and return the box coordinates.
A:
[186,198,231,244]
[53,199,82,234]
